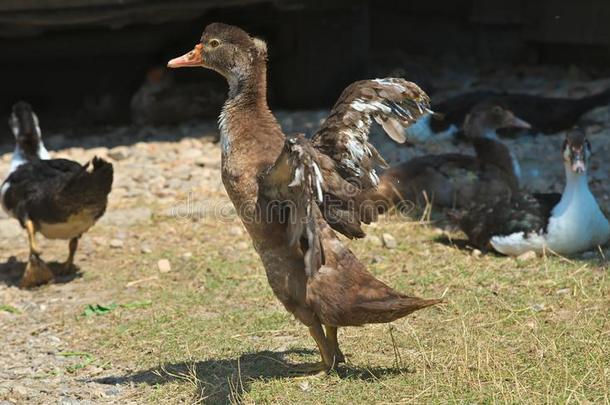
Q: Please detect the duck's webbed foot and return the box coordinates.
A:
[288,361,330,376]
[20,220,53,288]
[57,237,79,276]
[20,254,53,288]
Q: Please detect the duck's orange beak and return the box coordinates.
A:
[167,44,204,68]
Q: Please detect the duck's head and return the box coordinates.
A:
[563,127,591,174]
[463,102,531,139]
[9,101,41,144]
[167,23,267,86]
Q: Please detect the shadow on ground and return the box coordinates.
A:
[432,234,474,252]
[0,257,81,287]
[433,234,609,264]
[95,349,406,403]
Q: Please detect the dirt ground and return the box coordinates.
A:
[1,67,609,404]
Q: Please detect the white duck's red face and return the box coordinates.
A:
[563,128,591,174]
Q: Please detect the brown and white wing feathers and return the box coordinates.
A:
[312,78,431,190]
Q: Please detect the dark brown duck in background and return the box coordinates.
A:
[130,67,226,126]
[429,89,610,136]
[168,23,441,371]
[368,102,531,212]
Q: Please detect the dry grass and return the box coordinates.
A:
[50,200,609,404]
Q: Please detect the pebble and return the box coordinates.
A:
[109,239,124,249]
[556,288,571,296]
[382,233,397,249]
[365,235,383,247]
[104,386,122,397]
[140,245,152,254]
[516,251,537,261]
[100,207,152,227]
[59,397,81,405]
[298,380,311,392]
[157,259,172,273]
[107,146,130,161]
[471,249,482,257]
[371,255,384,264]
[228,226,244,236]
[0,219,22,239]
[531,303,546,312]
[181,149,203,160]
[11,385,29,397]
[236,241,250,250]
[182,252,193,259]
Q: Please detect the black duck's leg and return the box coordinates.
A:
[325,325,345,364]
[20,220,53,288]
[58,237,79,275]
[25,219,40,255]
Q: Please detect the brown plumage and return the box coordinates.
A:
[168,22,441,371]
[368,102,531,211]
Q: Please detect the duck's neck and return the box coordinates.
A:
[561,164,590,201]
[219,60,281,158]
[470,128,522,186]
[226,59,268,103]
[10,137,50,173]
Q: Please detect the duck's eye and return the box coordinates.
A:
[491,106,503,115]
[209,39,220,48]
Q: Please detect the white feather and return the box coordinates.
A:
[0,180,12,217]
[289,166,304,187]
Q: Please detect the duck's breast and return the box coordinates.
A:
[546,191,610,254]
[38,209,98,239]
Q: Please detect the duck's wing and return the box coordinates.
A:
[3,158,113,224]
[259,79,430,275]
[313,79,431,235]
[2,159,83,223]
[259,135,328,276]
[54,157,113,216]
[312,78,431,190]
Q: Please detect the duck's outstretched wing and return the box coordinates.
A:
[312,78,431,190]
[260,79,430,275]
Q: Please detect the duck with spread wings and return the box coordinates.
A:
[168,23,441,371]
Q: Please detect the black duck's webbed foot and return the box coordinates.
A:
[57,237,79,276]
[20,253,53,289]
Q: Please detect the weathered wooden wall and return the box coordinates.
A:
[0,0,608,135]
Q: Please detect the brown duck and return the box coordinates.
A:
[168,23,441,371]
[368,102,531,212]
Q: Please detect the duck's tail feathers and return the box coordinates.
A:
[356,296,443,323]
[393,296,443,312]
[60,157,113,208]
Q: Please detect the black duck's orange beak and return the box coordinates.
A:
[167,44,204,68]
